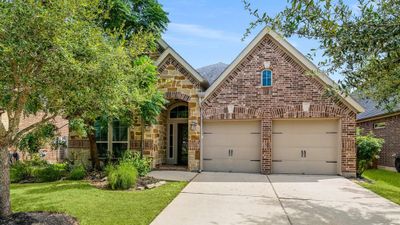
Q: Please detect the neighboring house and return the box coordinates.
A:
[69,27,364,177]
[1,112,69,163]
[354,97,400,171]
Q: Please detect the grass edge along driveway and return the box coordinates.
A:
[11,180,187,225]
[359,169,400,205]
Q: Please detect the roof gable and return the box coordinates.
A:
[155,40,209,88]
[203,27,364,113]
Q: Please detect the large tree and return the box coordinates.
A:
[243,0,400,108]
[67,0,169,168]
[0,0,160,217]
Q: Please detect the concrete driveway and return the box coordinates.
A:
[151,172,400,225]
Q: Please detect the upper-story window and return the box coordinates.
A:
[373,122,386,129]
[262,70,272,87]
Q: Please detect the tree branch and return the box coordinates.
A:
[11,113,58,145]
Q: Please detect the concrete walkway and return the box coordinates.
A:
[151,172,400,225]
[148,170,198,181]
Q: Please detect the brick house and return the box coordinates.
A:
[69,27,364,177]
[1,112,69,162]
[355,97,400,171]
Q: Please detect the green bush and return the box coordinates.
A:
[121,151,152,177]
[68,165,86,180]
[106,161,138,190]
[10,162,31,183]
[33,164,66,182]
[356,129,384,177]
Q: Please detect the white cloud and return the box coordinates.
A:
[167,23,241,42]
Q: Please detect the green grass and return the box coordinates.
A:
[11,180,187,225]
[360,169,400,205]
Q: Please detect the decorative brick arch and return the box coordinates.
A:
[270,104,354,119]
[202,106,262,120]
[165,91,191,102]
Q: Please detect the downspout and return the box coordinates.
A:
[197,91,206,172]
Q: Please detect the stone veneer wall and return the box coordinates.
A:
[130,54,203,171]
[358,114,400,168]
[68,54,203,171]
[202,35,357,177]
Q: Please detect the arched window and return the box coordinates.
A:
[261,70,272,87]
[169,105,188,118]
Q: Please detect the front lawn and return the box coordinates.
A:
[360,169,400,205]
[11,180,186,225]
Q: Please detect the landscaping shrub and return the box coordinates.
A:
[33,164,66,182]
[356,129,384,177]
[106,161,138,190]
[10,162,31,183]
[121,151,152,177]
[68,165,86,180]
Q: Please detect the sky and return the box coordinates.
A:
[158,0,355,82]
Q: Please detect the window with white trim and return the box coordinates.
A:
[373,122,386,129]
[262,70,272,87]
[95,119,129,159]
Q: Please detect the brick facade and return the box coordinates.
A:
[202,35,357,176]
[6,113,69,162]
[358,114,400,169]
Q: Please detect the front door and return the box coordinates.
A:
[167,122,188,165]
[177,123,188,165]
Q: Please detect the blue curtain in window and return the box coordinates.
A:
[262,70,272,86]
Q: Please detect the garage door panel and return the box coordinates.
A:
[232,147,260,160]
[203,121,261,173]
[203,146,229,159]
[203,159,232,172]
[305,147,338,161]
[231,159,260,173]
[272,147,302,161]
[273,135,336,148]
[272,120,339,175]
[204,134,259,147]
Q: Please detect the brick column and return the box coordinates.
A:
[261,118,272,174]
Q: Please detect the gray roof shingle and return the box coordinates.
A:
[352,94,400,120]
[197,62,228,84]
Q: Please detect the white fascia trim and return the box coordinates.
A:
[155,48,208,86]
[203,27,364,113]
[157,39,169,50]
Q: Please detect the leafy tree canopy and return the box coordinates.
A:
[243,0,400,109]
[101,0,169,39]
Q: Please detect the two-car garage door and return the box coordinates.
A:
[203,119,339,175]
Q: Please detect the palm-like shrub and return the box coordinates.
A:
[106,161,138,190]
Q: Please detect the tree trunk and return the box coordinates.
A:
[0,144,11,217]
[87,132,100,170]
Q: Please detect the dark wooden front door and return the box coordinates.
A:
[177,123,188,165]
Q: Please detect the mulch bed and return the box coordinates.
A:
[88,171,165,191]
[0,212,78,225]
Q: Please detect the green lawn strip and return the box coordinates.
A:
[11,180,187,225]
[360,169,400,205]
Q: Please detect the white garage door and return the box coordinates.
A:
[203,121,261,173]
[272,120,339,175]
